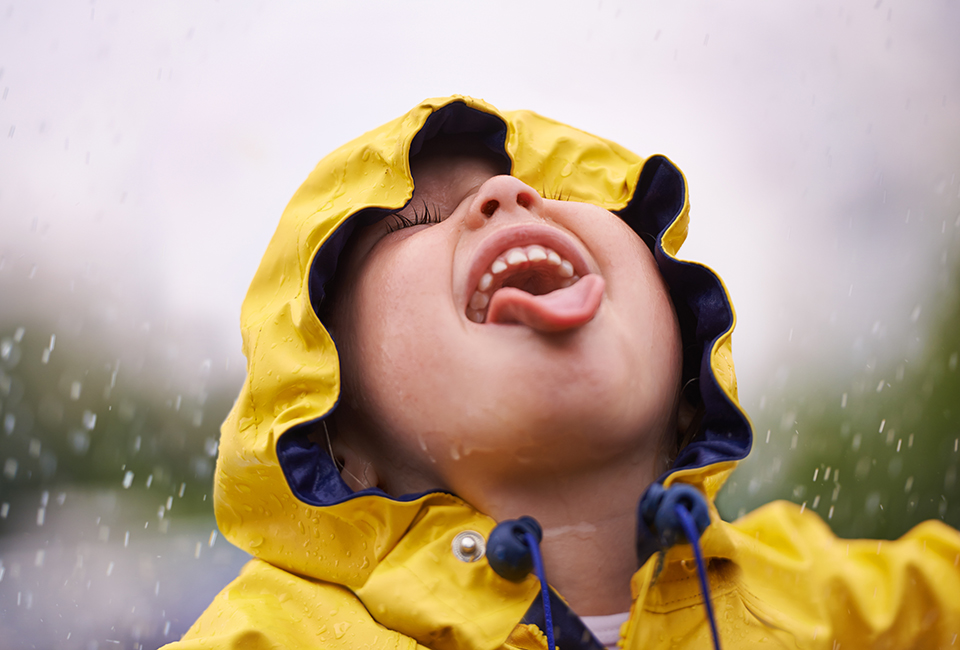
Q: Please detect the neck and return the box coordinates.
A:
[463,451,656,616]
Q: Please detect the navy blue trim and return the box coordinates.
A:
[618,156,752,564]
[276,419,446,507]
[520,588,606,650]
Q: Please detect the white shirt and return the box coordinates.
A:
[580,611,630,649]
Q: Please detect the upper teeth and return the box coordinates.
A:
[466,244,581,323]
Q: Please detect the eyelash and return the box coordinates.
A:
[543,186,569,201]
[386,202,443,233]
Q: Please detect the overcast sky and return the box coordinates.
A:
[1,0,958,410]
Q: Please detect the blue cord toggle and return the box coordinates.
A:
[640,483,711,548]
[487,516,543,582]
[487,517,555,649]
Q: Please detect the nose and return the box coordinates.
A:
[464,175,544,230]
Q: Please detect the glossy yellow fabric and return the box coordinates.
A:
[163,96,960,650]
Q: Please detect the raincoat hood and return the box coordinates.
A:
[214,95,751,649]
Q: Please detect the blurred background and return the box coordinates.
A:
[1,1,958,648]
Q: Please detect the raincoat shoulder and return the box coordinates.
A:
[624,500,960,649]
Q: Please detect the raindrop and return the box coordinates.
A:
[122,470,134,489]
[208,530,218,547]
[0,503,8,518]
[34,550,44,567]
[204,437,218,457]
[69,381,82,400]
[3,458,17,479]
[106,561,114,576]
[124,531,129,547]
[0,338,21,369]
[4,413,15,435]
[69,429,90,455]
[36,507,45,526]
[82,410,97,430]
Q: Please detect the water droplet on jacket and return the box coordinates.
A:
[249,536,263,548]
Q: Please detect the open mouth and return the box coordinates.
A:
[464,230,606,333]
[466,244,581,322]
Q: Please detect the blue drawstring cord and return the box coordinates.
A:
[523,530,556,650]
[487,517,555,649]
[489,486,722,650]
[674,503,721,650]
[641,483,722,650]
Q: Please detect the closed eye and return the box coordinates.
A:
[386,201,443,233]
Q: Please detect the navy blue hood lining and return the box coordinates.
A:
[277,102,752,527]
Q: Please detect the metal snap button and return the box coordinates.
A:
[452,530,486,563]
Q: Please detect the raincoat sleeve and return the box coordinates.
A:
[733,500,960,648]
[160,558,424,650]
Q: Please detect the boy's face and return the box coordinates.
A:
[330,142,683,498]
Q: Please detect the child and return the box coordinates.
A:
[164,96,960,649]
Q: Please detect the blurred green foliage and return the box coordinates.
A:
[719,261,960,539]
[0,316,239,529]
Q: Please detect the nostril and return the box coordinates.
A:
[516,193,531,209]
[481,200,499,217]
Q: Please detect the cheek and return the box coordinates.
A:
[347,242,454,415]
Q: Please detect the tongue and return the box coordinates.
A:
[486,274,605,332]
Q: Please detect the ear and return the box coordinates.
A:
[335,442,381,492]
[309,418,382,491]
[675,382,704,453]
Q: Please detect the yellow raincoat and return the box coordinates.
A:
[164,96,960,650]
